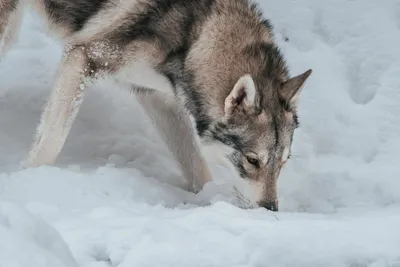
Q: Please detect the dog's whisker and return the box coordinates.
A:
[232,186,255,209]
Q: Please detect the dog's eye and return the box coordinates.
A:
[246,156,260,168]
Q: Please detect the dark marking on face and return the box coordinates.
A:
[221,134,242,150]
[272,115,279,147]
[206,122,243,150]
[228,151,247,178]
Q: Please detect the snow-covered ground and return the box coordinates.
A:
[1,0,400,266]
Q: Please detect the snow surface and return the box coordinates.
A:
[1,0,400,266]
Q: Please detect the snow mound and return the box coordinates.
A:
[56,203,400,267]
[0,202,78,267]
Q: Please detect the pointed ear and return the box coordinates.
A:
[224,74,257,117]
[280,69,312,108]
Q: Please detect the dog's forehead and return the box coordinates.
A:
[253,109,284,134]
[250,110,295,155]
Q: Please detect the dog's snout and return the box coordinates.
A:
[258,200,278,212]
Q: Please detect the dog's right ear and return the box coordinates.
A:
[279,69,312,109]
[224,74,258,117]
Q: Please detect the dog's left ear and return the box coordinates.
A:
[280,69,312,108]
[225,74,258,117]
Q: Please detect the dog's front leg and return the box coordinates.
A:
[136,90,212,193]
[25,45,91,168]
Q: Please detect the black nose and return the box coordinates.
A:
[258,201,278,212]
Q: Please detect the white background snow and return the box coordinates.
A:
[1,0,400,266]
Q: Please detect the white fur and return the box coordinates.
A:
[259,151,269,166]
[114,59,174,96]
[239,74,256,107]
[200,141,235,167]
[282,147,290,162]
[25,47,89,167]
[238,178,265,207]
[224,74,256,115]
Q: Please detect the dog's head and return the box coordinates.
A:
[202,70,312,211]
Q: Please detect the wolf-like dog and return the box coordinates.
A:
[0,0,312,211]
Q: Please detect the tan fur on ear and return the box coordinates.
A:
[224,74,257,116]
[280,69,312,107]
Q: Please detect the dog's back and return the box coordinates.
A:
[26,0,215,45]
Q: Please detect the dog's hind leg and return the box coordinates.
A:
[136,90,212,193]
[25,44,94,168]
[0,0,24,57]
